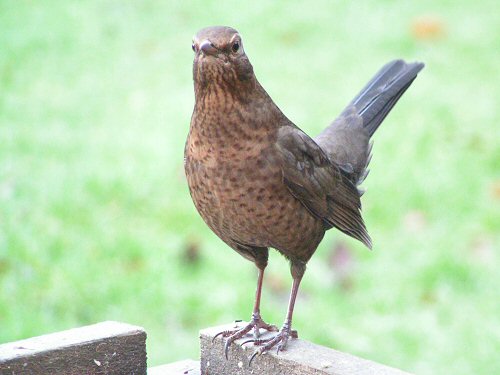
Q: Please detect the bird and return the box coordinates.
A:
[184,25,424,362]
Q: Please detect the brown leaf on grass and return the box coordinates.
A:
[411,15,446,41]
[420,290,437,305]
[182,239,201,264]
[278,30,300,45]
[491,180,500,201]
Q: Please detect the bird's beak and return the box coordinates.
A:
[199,40,217,56]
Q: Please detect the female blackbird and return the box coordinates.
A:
[184,26,424,361]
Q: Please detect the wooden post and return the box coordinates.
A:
[0,321,146,375]
[200,322,412,375]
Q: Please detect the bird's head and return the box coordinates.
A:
[192,26,255,93]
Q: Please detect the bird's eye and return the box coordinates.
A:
[192,43,196,52]
[231,41,240,53]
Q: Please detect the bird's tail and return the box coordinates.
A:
[349,59,425,137]
[315,59,424,187]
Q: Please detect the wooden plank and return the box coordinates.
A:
[148,359,200,375]
[0,321,146,375]
[200,322,412,375]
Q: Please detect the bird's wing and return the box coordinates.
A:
[276,126,372,248]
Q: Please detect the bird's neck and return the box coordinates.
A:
[194,73,257,105]
[190,78,284,149]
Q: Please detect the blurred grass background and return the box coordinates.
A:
[1,0,499,373]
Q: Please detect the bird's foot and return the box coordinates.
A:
[212,313,278,359]
[244,323,298,365]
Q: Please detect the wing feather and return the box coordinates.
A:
[276,126,372,248]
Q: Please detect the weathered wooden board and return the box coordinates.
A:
[0,321,146,375]
[200,322,412,375]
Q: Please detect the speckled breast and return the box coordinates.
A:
[184,135,324,261]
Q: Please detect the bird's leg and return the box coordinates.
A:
[249,264,278,337]
[248,263,304,364]
[213,264,278,359]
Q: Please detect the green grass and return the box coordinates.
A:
[1,1,499,373]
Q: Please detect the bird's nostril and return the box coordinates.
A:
[200,40,217,55]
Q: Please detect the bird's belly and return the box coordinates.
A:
[185,154,324,259]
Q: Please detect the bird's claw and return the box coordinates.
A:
[247,339,285,366]
[276,342,285,355]
[247,326,296,366]
[224,339,231,360]
[212,330,232,343]
[240,338,267,347]
[212,316,277,359]
[213,318,297,365]
[248,349,261,366]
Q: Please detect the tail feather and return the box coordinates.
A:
[352,60,424,137]
[315,59,424,187]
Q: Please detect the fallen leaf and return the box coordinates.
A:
[182,239,202,264]
[411,15,446,40]
[491,180,500,201]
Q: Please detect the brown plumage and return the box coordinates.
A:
[184,26,424,361]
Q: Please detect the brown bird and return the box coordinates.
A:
[184,26,424,361]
